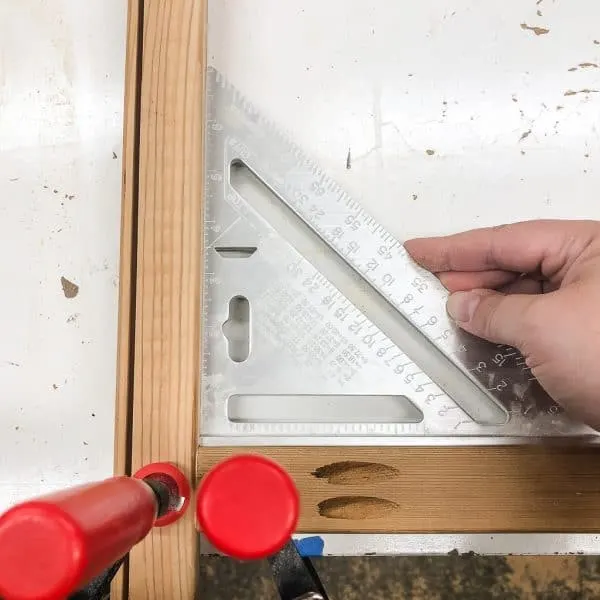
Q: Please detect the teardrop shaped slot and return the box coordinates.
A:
[222,295,250,363]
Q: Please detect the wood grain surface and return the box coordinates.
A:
[114,0,141,499]
[115,0,207,597]
[113,1,143,597]
[198,446,600,532]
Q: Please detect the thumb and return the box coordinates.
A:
[446,289,540,347]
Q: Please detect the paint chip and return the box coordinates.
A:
[519,130,532,141]
[60,276,79,299]
[564,88,600,96]
[520,23,550,36]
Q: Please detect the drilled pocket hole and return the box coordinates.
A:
[222,296,250,362]
[318,496,399,520]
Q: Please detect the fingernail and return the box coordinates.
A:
[447,291,481,323]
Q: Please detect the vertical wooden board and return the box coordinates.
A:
[113,1,143,597]
[116,0,207,597]
[115,0,141,493]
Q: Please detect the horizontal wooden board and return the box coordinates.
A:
[198,446,600,532]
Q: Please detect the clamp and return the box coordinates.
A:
[0,456,328,600]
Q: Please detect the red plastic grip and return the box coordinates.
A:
[197,454,299,560]
[134,461,191,527]
[0,477,158,600]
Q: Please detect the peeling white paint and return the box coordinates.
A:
[0,0,126,511]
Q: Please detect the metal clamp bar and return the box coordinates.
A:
[268,540,329,600]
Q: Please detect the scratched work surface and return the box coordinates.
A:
[0,0,126,510]
[199,555,600,600]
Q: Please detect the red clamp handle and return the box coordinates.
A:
[197,454,299,560]
[0,463,190,600]
[0,456,298,598]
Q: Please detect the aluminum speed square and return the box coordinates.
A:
[201,67,596,446]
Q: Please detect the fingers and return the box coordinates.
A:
[438,270,518,292]
[439,271,550,295]
[446,289,543,347]
[498,276,543,295]
[405,220,600,282]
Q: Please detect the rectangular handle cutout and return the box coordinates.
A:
[228,394,424,424]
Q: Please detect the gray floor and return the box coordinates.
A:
[198,555,600,599]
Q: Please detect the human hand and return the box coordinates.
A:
[404,220,600,429]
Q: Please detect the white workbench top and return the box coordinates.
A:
[2,0,600,511]
[0,0,125,510]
